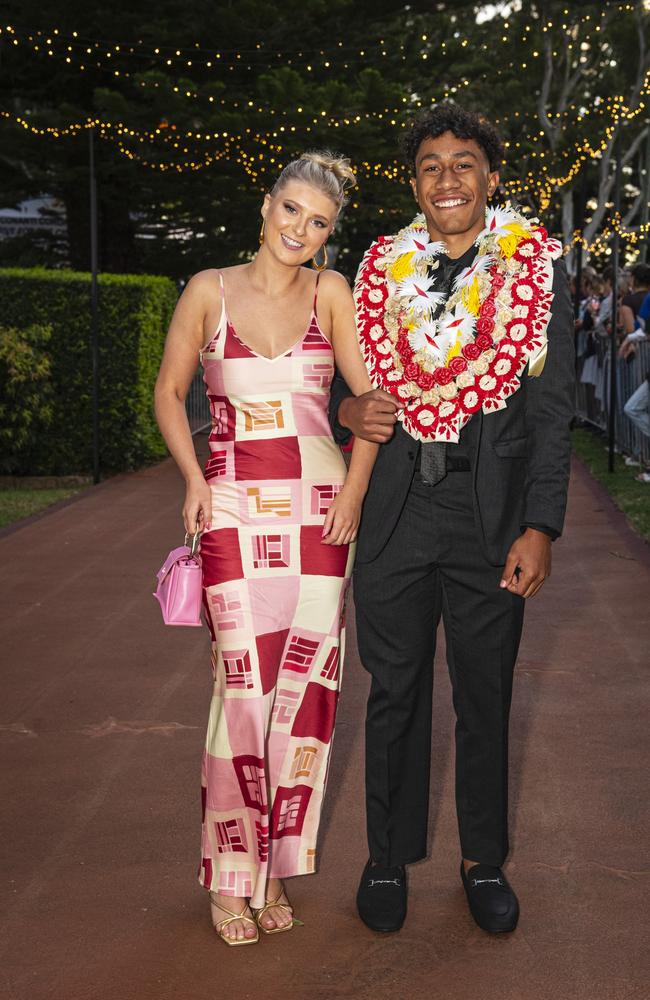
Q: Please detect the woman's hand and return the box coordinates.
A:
[321,485,363,546]
[183,475,212,535]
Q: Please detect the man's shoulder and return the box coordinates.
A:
[551,256,569,278]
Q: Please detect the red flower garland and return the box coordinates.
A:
[355,227,561,443]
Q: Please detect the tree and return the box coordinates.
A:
[1,0,648,277]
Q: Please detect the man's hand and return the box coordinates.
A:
[500,528,552,599]
[338,389,399,443]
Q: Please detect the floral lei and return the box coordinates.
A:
[354,203,562,443]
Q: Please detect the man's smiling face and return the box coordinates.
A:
[410,131,499,247]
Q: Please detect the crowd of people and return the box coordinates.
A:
[576,261,650,482]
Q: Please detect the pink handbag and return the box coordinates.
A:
[153,531,203,627]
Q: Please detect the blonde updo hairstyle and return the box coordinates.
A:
[270,150,357,214]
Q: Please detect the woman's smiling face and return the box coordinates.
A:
[261,180,336,266]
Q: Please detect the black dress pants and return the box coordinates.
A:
[353,469,525,868]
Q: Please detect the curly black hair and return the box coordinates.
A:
[630,262,650,287]
[402,104,505,174]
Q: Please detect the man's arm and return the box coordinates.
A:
[523,257,576,534]
[501,258,575,599]
[328,369,355,445]
[328,369,400,445]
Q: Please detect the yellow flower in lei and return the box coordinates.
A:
[461,278,481,316]
[445,334,463,365]
[492,219,531,259]
[388,252,416,283]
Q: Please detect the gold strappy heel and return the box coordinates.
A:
[252,887,295,935]
[209,892,259,946]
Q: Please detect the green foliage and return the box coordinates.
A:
[0,1,648,277]
[572,428,650,542]
[0,486,83,529]
[0,269,178,475]
[0,323,54,473]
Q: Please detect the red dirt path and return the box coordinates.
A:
[1,451,648,1000]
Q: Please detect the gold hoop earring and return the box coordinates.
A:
[259,220,265,245]
[312,244,328,272]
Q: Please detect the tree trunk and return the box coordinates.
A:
[62,180,91,272]
[562,190,575,274]
[99,197,138,274]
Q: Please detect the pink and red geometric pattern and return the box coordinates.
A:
[271,785,313,838]
[209,589,245,632]
[320,646,340,683]
[205,450,228,480]
[197,272,354,909]
[223,649,254,689]
[233,755,268,811]
[215,818,249,853]
[252,533,291,569]
[255,628,290,694]
[271,688,301,726]
[282,632,322,674]
[292,682,339,744]
[311,484,341,516]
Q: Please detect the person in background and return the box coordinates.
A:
[574,266,600,367]
[623,371,650,482]
[619,263,650,359]
[579,270,608,416]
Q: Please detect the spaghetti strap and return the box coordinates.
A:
[199,272,226,354]
[217,270,227,322]
[312,271,321,314]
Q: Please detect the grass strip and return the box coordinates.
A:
[0,487,82,528]
[571,427,650,543]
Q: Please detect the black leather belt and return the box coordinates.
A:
[415,453,471,484]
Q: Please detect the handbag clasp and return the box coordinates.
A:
[184,530,201,557]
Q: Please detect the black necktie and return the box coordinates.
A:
[419,261,456,485]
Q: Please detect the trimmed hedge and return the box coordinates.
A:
[0,323,54,474]
[0,268,178,474]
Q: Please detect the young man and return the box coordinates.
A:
[329,105,575,934]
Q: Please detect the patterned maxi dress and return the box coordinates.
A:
[198,273,354,909]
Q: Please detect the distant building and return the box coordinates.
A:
[0,196,66,239]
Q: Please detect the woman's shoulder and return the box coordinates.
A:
[189,264,246,287]
[319,271,354,316]
[316,268,353,302]
[182,266,246,308]
[183,268,219,295]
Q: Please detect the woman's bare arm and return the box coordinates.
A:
[154,272,216,532]
[620,304,635,337]
[320,272,379,544]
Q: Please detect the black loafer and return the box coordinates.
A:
[460,862,519,933]
[356,859,407,932]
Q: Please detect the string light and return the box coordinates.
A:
[569,218,650,257]
[4,68,646,203]
[0,2,647,246]
[4,10,625,73]
[0,4,639,119]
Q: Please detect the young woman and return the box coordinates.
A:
[154,152,378,946]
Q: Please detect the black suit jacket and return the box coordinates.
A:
[329,259,575,567]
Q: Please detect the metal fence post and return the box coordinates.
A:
[608,132,623,474]
[89,125,100,484]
